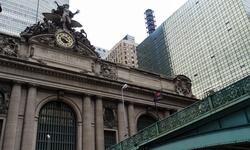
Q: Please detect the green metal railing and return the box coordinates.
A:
[107,75,250,150]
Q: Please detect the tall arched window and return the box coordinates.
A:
[36,101,76,150]
[137,114,157,132]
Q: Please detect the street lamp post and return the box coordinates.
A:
[47,134,51,150]
[121,84,129,138]
[154,91,164,121]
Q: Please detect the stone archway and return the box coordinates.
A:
[35,101,77,150]
[137,114,157,132]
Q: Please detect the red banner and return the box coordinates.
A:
[154,92,164,101]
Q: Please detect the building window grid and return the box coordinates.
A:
[169,0,249,98]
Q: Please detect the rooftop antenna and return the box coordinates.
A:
[144,9,157,35]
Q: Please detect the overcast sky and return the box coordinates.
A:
[69,0,187,50]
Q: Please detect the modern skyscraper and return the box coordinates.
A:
[104,35,138,68]
[0,0,68,36]
[137,0,250,99]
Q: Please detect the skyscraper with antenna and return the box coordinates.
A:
[144,9,157,35]
[137,0,250,99]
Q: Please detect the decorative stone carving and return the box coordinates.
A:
[174,75,192,96]
[73,29,96,52]
[0,83,11,114]
[103,101,118,128]
[0,35,19,57]
[20,20,57,42]
[100,63,117,80]
[51,1,81,30]
[20,2,100,58]
[38,36,56,46]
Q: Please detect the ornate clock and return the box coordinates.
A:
[55,31,75,48]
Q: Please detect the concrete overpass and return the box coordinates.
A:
[107,75,250,150]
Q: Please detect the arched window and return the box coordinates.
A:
[36,101,76,150]
[137,114,157,132]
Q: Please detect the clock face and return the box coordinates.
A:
[56,32,74,48]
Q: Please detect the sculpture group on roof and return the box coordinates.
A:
[51,1,81,30]
[20,1,96,53]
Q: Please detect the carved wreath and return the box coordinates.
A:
[99,63,117,80]
[174,76,192,96]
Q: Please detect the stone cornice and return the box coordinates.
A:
[0,54,198,108]
[0,55,153,96]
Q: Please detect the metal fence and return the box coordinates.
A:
[107,75,250,150]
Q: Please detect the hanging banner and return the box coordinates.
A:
[154,91,164,101]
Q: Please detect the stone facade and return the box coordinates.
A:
[0,32,197,150]
[0,7,198,148]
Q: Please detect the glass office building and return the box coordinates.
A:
[137,26,172,76]
[137,0,250,99]
[0,0,68,36]
[95,46,108,59]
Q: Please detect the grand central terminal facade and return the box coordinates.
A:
[0,5,197,150]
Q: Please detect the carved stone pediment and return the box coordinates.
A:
[20,4,100,59]
[28,33,99,58]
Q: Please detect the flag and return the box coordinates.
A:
[154,91,164,101]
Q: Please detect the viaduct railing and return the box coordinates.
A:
[107,75,250,150]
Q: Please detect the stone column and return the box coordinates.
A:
[117,101,126,142]
[2,82,22,150]
[128,102,136,136]
[32,118,39,150]
[21,84,37,150]
[95,96,104,150]
[77,123,82,150]
[82,94,92,149]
